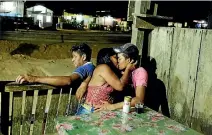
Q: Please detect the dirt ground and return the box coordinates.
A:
[0,31,130,81]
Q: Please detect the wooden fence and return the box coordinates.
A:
[149,27,212,135]
[3,82,78,135]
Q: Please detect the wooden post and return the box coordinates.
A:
[128,0,173,64]
[127,0,135,21]
[130,0,151,66]
[8,92,13,135]
[153,4,158,16]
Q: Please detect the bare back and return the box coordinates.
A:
[88,65,107,86]
[88,64,128,91]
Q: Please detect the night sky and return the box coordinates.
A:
[25,1,212,20]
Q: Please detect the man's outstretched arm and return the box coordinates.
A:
[16,73,80,86]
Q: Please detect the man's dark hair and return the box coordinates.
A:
[122,46,139,61]
[71,43,92,61]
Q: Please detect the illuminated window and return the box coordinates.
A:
[46,16,52,23]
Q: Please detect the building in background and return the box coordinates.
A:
[168,22,183,28]
[94,10,129,31]
[26,4,53,29]
[193,20,208,29]
[95,16,114,26]
[95,10,116,28]
[62,11,94,29]
[57,9,130,31]
[0,1,25,17]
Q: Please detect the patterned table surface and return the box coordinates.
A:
[55,108,202,135]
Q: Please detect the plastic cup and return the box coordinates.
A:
[135,102,144,114]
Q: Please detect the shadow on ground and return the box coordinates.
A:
[10,43,39,56]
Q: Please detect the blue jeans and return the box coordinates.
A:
[75,104,94,115]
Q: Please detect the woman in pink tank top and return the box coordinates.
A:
[76,48,136,115]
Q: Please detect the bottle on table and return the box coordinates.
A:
[123,96,132,113]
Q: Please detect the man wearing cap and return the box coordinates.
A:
[94,43,148,111]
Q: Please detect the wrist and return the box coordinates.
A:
[125,66,130,70]
[111,104,117,110]
[124,68,130,74]
[113,102,123,110]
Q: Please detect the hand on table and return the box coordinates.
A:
[94,100,116,112]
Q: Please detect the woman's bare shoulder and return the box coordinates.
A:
[93,64,113,76]
[96,64,111,70]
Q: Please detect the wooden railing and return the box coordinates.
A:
[4,82,78,135]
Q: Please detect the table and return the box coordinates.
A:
[55,108,202,135]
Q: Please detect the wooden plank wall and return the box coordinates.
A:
[191,30,212,135]
[168,28,202,127]
[147,28,173,117]
[148,27,212,135]
[149,27,173,93]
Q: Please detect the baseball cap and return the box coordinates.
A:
[113,43,137,53]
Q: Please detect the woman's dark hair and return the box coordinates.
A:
[97,48,120,76]
[71,43,92,61]
[97,48,116,65]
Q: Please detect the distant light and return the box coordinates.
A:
[105,16,112,21]
[184,22,187,27]
[105,16,113,26]
[76,14,83,22]
[202,23,208,28]
[193,20,206,24]
[67,16,72,20]
[200,20,206,24]
[4,2,14,11]
[168,22,173,26]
